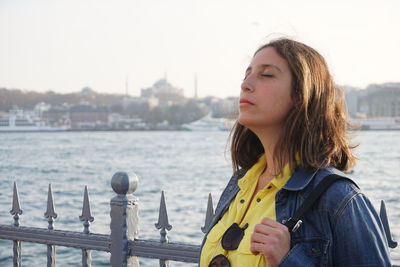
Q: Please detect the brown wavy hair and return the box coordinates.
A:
[230,38,357,173]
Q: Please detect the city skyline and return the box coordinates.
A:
[1,0,399,98]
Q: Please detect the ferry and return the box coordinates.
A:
[182,114,232,131]
[350,117,400,130]
[0,110,69,132]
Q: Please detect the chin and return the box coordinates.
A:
[238,115,256,129]
[238,115,278,132]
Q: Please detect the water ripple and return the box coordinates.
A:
[0,131,399,266]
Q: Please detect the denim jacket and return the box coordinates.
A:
[200,165,392,266]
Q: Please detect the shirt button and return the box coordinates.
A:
[256,198,261,202]
[240,199,245,203]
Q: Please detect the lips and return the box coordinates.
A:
[240,99,254,105]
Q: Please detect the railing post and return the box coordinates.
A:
[110,172,139,267]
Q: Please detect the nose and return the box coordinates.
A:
[241,78,254,92]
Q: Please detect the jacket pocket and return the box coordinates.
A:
[280,238,330,267]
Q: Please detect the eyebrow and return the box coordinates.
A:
[245,64,282,73]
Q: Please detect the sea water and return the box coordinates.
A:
[0,131,399,266]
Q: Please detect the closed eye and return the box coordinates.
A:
[261,73,274,78]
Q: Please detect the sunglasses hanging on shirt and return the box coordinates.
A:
[208,223,248,267]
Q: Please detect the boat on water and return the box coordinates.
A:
[182,114,233,131]
[0,110,69,132]
[350,117,400,130]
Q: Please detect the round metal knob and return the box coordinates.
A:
[111,172,139,195]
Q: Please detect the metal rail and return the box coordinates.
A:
[0,171,398,266]
[0,225,110,251]
[130,239,200,263]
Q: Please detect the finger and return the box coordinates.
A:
[251,241,287,266]
[251,232,280,247]
[250,232,269,254]
[260,218,289,231]
[250,240,262,254]
[250,232,269,244]
[250,241,269,255]
[250,244,259,255]
[253,223,282,236]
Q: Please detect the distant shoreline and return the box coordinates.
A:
[0,128,399,133]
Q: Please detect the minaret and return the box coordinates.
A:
[125,75,129,96]
[194,73,198,99]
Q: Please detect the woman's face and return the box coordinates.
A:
[238,47,294,132]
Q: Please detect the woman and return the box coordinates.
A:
[199,38,392,266]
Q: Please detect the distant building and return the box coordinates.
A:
[108,113,147,130]
[224,97,239,118]
[69,103,110,129]
[33,102,51,118]
[199,96,238,118]
[80,87,96,96]
[342,86,361,117]
[357,83,400,117]
[42,104,70,127]
[141,79,185,107]
[122,95,159,110]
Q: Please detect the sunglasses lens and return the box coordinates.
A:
[221,223,245,250]
[209,254,230,267]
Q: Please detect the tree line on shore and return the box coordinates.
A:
[0,88,123,111]
[0,88,213,126]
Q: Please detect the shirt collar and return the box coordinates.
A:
[270,162,292,189]
[238,155,266,189]
[238,154,295,191]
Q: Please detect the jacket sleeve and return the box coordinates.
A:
[278,189,393,267]
[332,192,392,266]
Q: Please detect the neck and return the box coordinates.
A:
[251,125,285,175]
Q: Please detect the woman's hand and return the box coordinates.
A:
[250,218,291,266]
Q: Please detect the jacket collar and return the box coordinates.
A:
[282,165,320,191]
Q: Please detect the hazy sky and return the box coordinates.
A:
[1,0,399,98]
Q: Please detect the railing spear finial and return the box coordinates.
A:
[80,185,94,267]
[155,191,172,243]
[44,183,58,267]
[10,181,23,266]
[79,185,94,235]
[10,181,23,227]
[44,183,58,230]
[379,200,398,248]
[201,193,214,234]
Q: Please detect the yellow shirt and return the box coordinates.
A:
[200,155,294,267]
